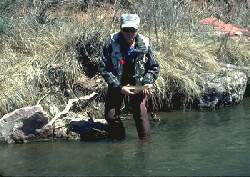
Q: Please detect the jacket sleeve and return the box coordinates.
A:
[142,45,160,85]
[99,39,122,89]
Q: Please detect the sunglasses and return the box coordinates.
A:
[122,28,137,33]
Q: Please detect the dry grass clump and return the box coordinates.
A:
[152,27,250,109]
[0,0,116,117]
[206,36,250,66]
[151,31,220,109]
[0,18,80,117]
[130,0,250,109]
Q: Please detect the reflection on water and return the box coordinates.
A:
[1,98,250,176]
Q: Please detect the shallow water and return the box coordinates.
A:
[1,98,250,176]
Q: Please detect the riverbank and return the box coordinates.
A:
[0,0,249,118]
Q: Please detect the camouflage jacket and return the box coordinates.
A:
[99,32,159,90]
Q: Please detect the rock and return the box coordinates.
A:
[35,124,54,140]
[198,64,247,109]
[67,118,108,141]
[47,112,108,141]
[0,105,49,143]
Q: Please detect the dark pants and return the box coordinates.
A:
[104,88,150,140]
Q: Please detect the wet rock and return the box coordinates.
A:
[45,111,108,141]
[0,105,49,143]
[197,64,247,110]
[35,124,54,140]
[67,118,108,141]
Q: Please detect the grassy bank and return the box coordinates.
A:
[0,0,249,117]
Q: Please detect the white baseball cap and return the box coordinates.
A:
[120,14,140,29]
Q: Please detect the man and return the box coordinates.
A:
[99,14,160,141]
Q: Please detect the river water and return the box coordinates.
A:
[1,98,250,176]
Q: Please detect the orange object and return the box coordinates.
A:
[199,17,249,39]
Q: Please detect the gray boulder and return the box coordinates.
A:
[52,112,108,141]
[198,64,247,109]
[0,105,50,143]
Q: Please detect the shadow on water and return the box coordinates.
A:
[1,98,250,176]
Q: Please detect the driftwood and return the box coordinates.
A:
[48,92,97,126]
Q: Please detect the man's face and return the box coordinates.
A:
[121,27,137,44]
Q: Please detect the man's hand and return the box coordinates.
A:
[121,84,154,95]
[121,85,136,96]
[143,84,154,95]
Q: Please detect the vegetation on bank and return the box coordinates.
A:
[0,0,249,118]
